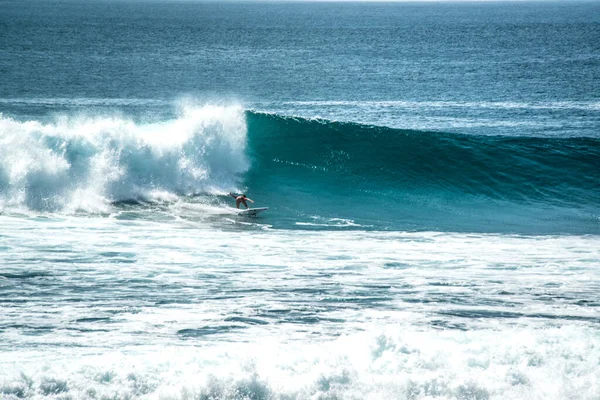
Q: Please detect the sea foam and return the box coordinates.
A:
[0,105,248,213]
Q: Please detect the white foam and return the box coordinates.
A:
[296,216,363,228]
[1,326,598,399]
[0,104,248,213]
[1,218,599,399]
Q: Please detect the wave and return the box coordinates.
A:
[0,105,248,213]
[244,111,600,233]
[253,100,600,138]
[1,106,598,233]
[246,111,599,203]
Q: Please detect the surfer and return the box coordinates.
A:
[229,193,254,209]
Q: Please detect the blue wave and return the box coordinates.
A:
[244,111,600,233]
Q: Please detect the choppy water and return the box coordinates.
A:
[1,1,599,399]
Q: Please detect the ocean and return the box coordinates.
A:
[1,0,599,399]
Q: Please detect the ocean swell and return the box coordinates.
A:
[246,111,599,205]
[1,107,598,233]
[244,111,599,233]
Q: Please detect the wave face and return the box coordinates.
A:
[245,112,600,233]
[0,105,247,213]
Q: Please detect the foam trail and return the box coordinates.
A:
[0,105,248,213]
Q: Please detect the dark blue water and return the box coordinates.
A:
[2,0,599,103]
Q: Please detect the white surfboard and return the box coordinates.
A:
[237,207,268,217]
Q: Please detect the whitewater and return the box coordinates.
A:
[2,1,600,399]
[2,213,600,399]
[0,104,248,213]
[1,102,599,400]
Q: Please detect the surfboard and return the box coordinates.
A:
[237,207,268,217]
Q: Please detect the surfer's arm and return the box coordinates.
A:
[228,193,237,199]
[246,198,254,203]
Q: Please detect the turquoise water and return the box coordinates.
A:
[245,112,599,232]
[1,1,599,399]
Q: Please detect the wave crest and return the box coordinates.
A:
[0,105,248,213]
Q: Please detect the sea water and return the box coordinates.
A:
[1,1,599,399]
